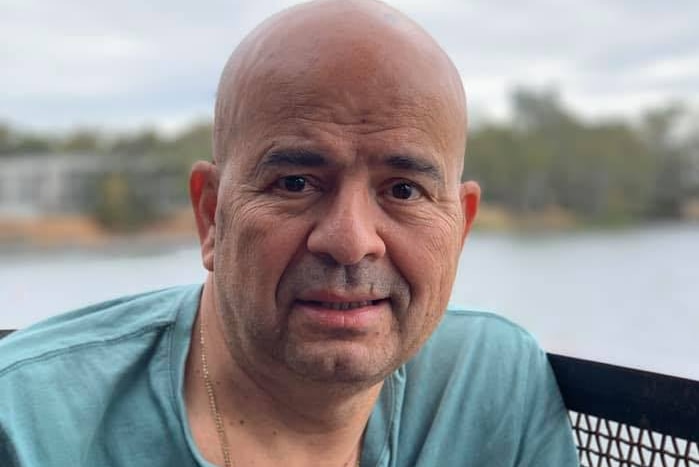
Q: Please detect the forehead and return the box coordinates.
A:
[230,57,461,173]
[237,88,454,182]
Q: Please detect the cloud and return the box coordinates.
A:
[1,0,697,131]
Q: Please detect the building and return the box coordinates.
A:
[0,153,186,218]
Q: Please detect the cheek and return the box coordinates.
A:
[214,199,314,342]
[387,206,463,307]
[217,199,310,297]
[382,213,462,355]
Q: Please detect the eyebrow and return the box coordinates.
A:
[260,150,328,169]
[258,149,443,181]
[383,154,443,181]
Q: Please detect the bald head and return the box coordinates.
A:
[213,0,467,175]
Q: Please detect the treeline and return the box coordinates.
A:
[0,120,213,170]
[2,89,698,227]
[466,89,699,223]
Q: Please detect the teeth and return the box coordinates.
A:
[317,300,374,310]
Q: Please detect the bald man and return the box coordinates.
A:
[0,1,578,466]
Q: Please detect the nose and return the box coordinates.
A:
[306,185,386,265]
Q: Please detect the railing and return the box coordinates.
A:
[1,330,697,466]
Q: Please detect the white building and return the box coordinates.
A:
[0,153,185,218]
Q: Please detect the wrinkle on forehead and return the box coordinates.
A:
[213,0,467,174]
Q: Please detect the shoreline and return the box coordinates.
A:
[0,208,198,252]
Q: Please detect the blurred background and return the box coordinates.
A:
[1,1,697,378]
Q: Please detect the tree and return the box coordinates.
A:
[640,104,692,218]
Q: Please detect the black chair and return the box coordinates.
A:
[1,330,697,466]
[548,354,699,466]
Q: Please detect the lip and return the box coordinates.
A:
[292,296,390,331]
[296,290,388,304]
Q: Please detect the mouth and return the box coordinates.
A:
[292,298,390,331]
[296,299,384,311]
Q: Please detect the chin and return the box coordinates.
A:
[284,341,400,386]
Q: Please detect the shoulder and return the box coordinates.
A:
[0,284,202,465]
[0,284,201,377]
[376,310,576,465]
[401,308,551,412]
[441,308,536,338]
[417,308,542,364]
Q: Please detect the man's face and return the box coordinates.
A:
[208,42,475,386]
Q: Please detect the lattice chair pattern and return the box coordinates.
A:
[549,354,699,467]
[570,411,699,466]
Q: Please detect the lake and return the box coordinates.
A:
[1,223,697,379]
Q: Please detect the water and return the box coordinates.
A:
[1,223,697,379]
[452,223,699,380]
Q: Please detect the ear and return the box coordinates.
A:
[459,180,481,247]
[189,161,220,272]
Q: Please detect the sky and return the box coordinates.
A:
[1,0,698,134]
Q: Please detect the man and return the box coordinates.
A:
[0,1,578,465]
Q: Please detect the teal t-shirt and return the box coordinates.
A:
[0,285,578,466]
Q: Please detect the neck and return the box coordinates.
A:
[185,276,380,466]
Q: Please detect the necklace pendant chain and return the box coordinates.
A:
[200,316,233,467]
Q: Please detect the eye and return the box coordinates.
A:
[390,181,421,200]
[279,176,307,192]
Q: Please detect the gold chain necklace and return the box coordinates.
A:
[199,316,361,467]
[200,317,233,467]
